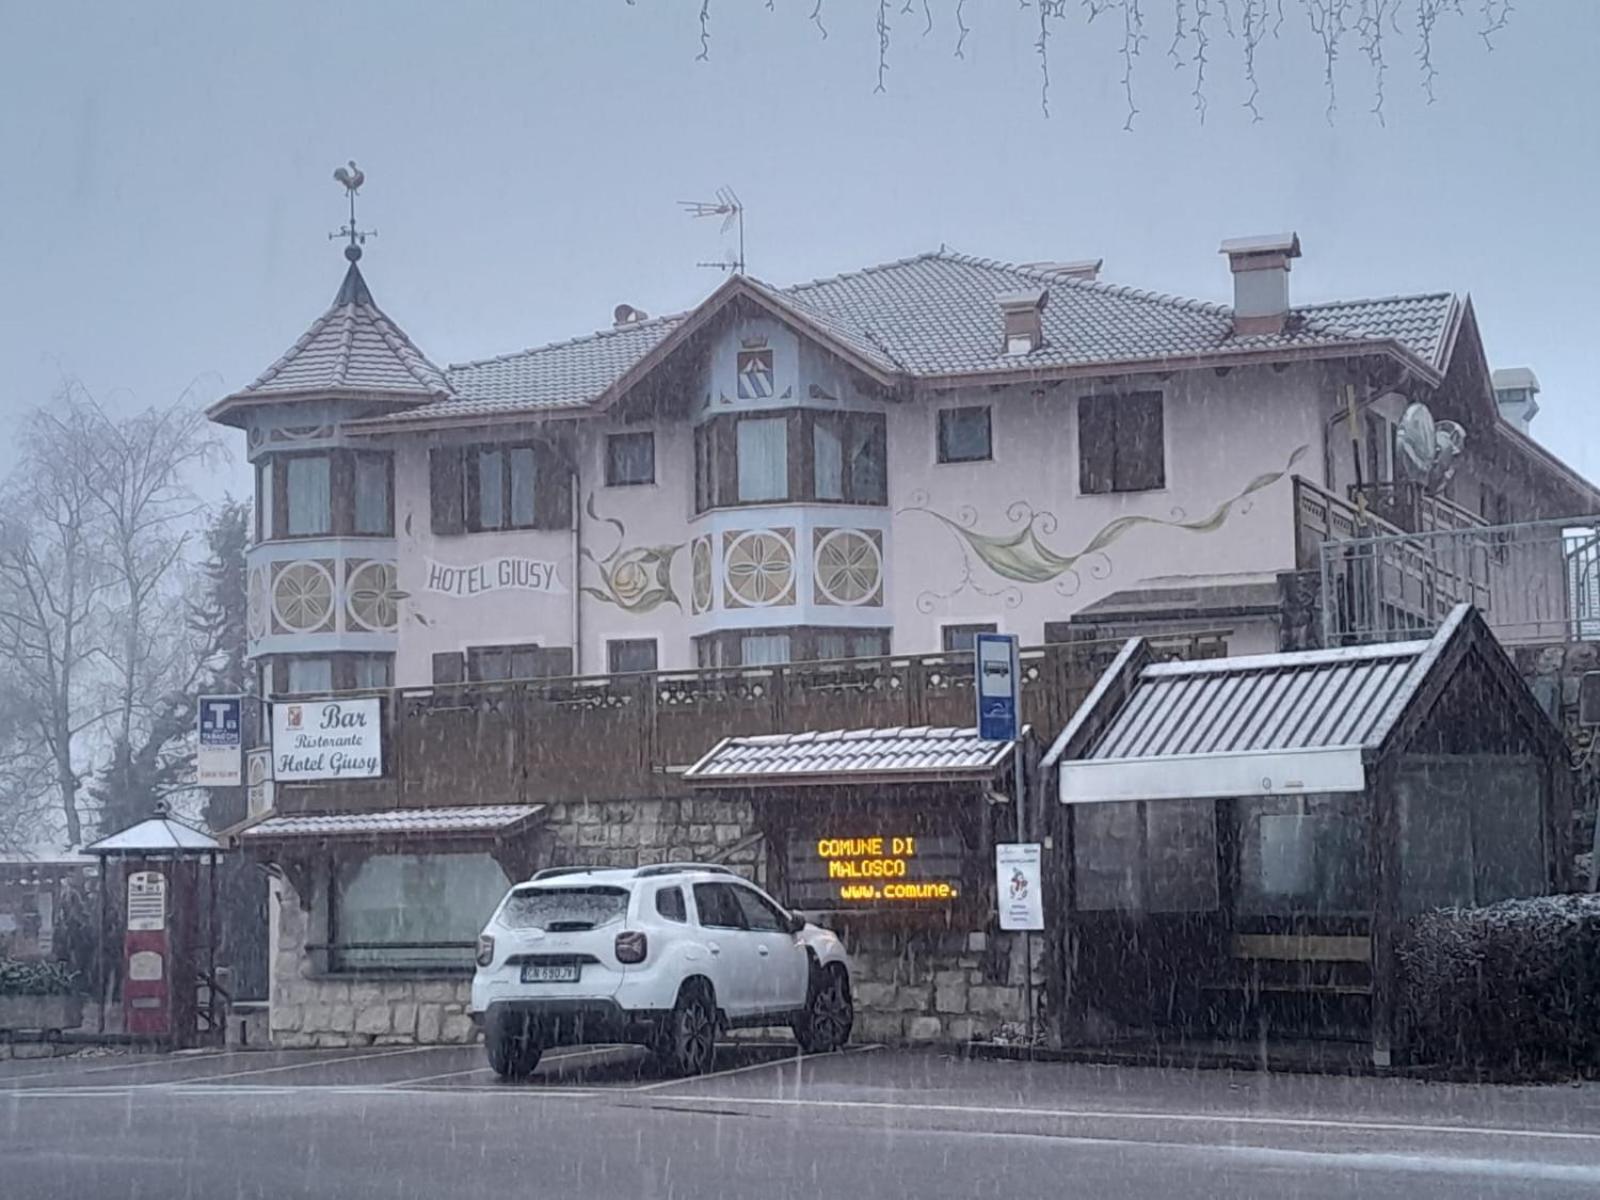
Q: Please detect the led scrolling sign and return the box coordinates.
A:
[785,832,966,910]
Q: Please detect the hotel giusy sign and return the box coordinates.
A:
[785,832,965,910]
[271,698,383,782]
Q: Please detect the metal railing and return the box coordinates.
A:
[1318,512,1600,646]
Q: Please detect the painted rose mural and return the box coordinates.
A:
[580,494,686,614]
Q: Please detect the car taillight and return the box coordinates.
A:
[614,930,647,964]
[476,934,495,968]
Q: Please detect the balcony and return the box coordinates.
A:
[261,632,1228,815]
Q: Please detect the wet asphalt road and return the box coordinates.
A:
[5,1042,1600,1199]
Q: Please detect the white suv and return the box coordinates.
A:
[470,864,853,1078]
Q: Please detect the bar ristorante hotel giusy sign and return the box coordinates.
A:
[271,698,383,782]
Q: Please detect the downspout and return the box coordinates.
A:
[571,458,582,675]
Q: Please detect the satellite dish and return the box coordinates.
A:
[1396,401,1467,493]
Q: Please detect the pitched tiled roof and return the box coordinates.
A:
[241,804,544,841]
[685,725,1021,785]
[355,249,1461,426]
[235,263,452,401]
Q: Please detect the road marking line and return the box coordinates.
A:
[142,1044,442,1085]
[627,1043,875,1092]
[0,1050,235,1084]
[383,1047,613,1087]
[646,1093,1600,1144]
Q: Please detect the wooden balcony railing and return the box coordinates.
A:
[268,633,1229,815]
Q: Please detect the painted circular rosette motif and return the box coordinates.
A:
[345,560,402,632]
[814,529,883,606]
[723,530,795,607]
[690,537,714,614]
[271,560,335,633]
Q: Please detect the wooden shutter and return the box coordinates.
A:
[429,446,465,535]
[714,417,739,509]
[534,444,573,530]
[430,651,465,685]
[1078,396,1117,494]
[1118,393,1166,492]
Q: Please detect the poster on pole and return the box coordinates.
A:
[196,695,243,787]
[996,842,1044,931]
[975,632,1019,742]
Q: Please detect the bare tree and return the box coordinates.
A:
[0,397,111,848]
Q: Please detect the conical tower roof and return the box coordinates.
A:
[210,260,450,423]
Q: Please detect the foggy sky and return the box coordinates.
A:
[2,1,1596,493]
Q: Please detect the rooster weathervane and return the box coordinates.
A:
[330,161,375,262]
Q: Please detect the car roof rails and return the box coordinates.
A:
[528,865,605,881]
[633,863,737,879]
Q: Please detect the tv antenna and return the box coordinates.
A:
[679,187,744,274]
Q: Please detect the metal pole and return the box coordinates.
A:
[1015,741,1033,1049]
[96,861,107,1034]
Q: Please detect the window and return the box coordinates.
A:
[737,416,788,502]
[467,644,574,682]
[432,442,570,534]
[937,406,992,464]
[695,410,887,512]
[286,656,334,694]
[330,852,509,971]
[350,654,392,690]
[1078,393,1165,493]
[1073,798,1219,913]
[655,886,687,923]
[740,632,792,666]
[352,452,392,535]
[696,627,891,667]
[942,623,997,655]
[1235,794,1368,918]
[431,651,465,685]
[607,639,658,675]
[692,882,747,930]
[731,886,788,932]
[500,886,628,931]
[285,454,332,535]
[605,432,655,486]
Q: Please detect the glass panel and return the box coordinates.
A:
[1144,799,1219,913]
[508,446,536,526]
[848,416,886,503]
[334,853,508,970]
[1235,794,1368,917]
[468,648,509,681]
[475,449,504,530]
[941,624,995,654]
[850,631,888,659]
[692,882,746,930]
[731,886,786,932]
[938,407,990,463]
[815,632,847,661]
[655,886,687,923]
[285,456,331,536]
[607,639,658,674]
[740,632,791,665]
[286,656,333,694]
[510,649,540,679]
[1397,771,1475,916]
[1468,759,1544,903]
[257,461,273,539]
[499,886,629,931]
[353,454,391,535]
[351,655,391,690]
[813,418,843,501]
[608,433,654,485]
[1073,801,1143,912]
[737,417,788,502]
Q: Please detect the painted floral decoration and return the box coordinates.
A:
[580,494,684,614]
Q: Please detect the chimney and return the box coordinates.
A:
[997,288,1048,356]
[613,303,649,327]
[1491,367,1540,433]
[1023,258,1103,282]
[1220,233,1301,337]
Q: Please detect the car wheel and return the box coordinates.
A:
[655,983,717,1077]
[793,964,853,1054]
[485,1010,543,1080]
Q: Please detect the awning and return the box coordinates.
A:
[85,811,224,857]
[239,804,545,844]
[1047,609,1473,804]
[685,725,1024,788]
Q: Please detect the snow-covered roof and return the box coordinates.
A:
[240,804,544,841]
[685,725,1024,786]
[85,815,223,856]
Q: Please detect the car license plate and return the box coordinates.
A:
[521,963,580,983]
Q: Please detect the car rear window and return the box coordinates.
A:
[499,885,630,931]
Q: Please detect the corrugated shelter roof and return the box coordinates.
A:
[354,249,1458,426]
[212,263,452,416]
[240,804,544,841]
[1082,639,1433,762]
[685,725,1022,786]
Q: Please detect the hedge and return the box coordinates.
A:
[1398,895,1600,1070]
[0,958,84,997]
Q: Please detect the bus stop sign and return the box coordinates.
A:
[975,632,1019,742]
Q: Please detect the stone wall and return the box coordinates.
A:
[265,794,1035,1049]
